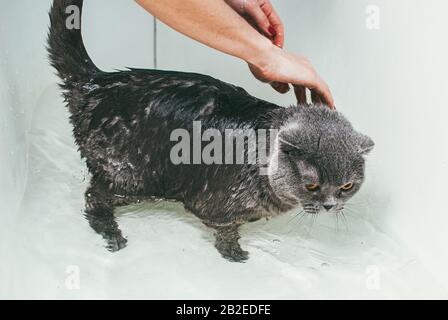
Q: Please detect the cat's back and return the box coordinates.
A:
[76,68,279,130]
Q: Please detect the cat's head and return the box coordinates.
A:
[269,105,374,214]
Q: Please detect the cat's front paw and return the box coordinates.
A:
[106,235,128,252]
[215,242,249,263]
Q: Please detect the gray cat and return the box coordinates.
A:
[47,0,374,262]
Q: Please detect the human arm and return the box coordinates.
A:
[135,0,334,107]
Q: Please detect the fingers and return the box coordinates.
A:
[231,0,284,47]
[311,90,323,105]
[259,0,284,48]
[294,85,307,105]
[294,85,335,109]
[271,82,290,94]
[302,68,334,108]
[245,0,272,38]
[311,76,335,109]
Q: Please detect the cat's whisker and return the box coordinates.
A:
[296,211,308,225]
[342,207,357,217]
[310,212,318,230]
[335,211,340,232]
[288,209,304,223]
[340,211,349,232]
[346,201,369,208]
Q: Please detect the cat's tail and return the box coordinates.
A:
[47,0,99,90]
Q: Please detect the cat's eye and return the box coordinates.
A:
[340,182,354,191]
[306,184,320,192]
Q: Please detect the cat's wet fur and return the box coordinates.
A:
[48,0,374,262]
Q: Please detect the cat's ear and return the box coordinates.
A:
[279,139,306,157]
[357,134,375,155]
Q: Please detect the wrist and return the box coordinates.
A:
[244,37,277,70]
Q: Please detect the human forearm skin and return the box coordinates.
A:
[135,0,274,69]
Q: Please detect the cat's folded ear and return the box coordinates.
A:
[357,134,375,155]
[279,139,306,158]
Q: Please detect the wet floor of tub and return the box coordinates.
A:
[5,85,446,299]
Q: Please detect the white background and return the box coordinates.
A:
[1,0,448,298]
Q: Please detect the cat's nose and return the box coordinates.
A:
[323,204,334,211]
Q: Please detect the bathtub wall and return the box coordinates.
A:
[0,0,154,292]
[0,0,53,289]
[1,0,448,293]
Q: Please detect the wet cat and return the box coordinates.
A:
[48,0,374,262]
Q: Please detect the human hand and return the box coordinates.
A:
[225,0,291,94]
[249,45,335,108]
[225,0,284,47]
[225,0,333,107]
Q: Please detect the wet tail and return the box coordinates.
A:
[47,0,99,91]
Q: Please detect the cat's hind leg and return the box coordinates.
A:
[85,177,128,252]
[210,224,249,263]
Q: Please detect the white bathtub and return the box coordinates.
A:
[1,0,448,299]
